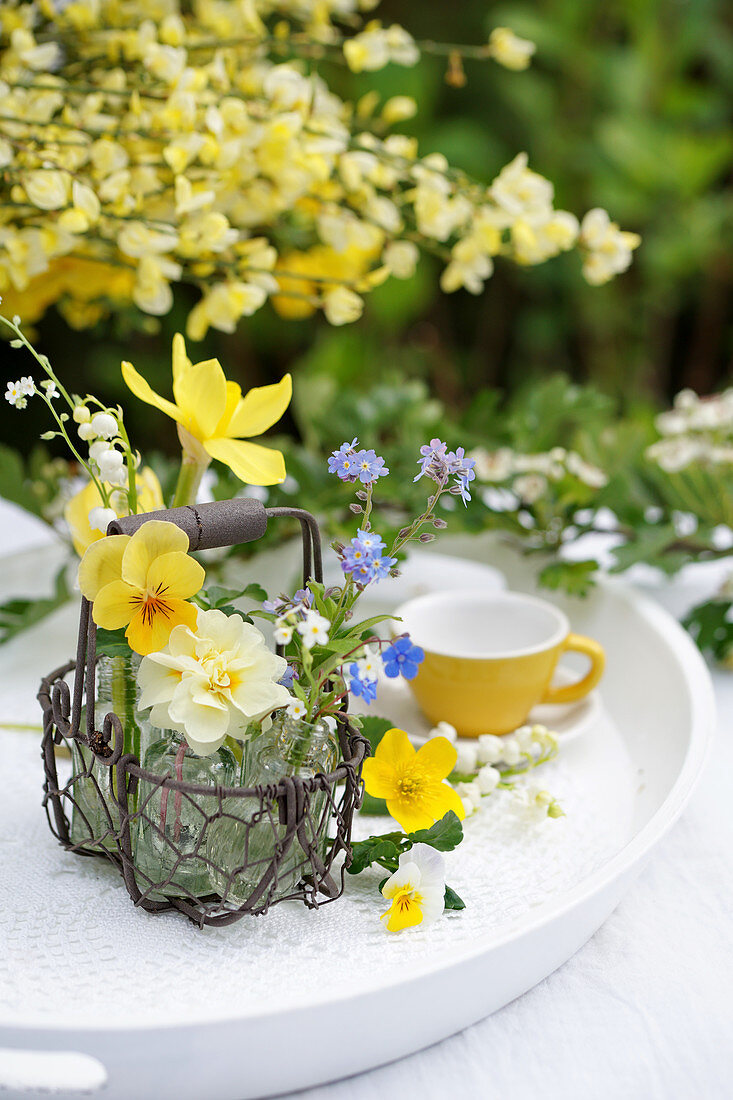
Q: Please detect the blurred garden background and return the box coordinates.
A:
[1,0,732,656]
[5,0,732,462]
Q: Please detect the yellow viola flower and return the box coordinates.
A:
[122,334,291,486]
[78,520,205,655]
[65,467,164,556]
[381,844,446,933]
[361,728,465,832]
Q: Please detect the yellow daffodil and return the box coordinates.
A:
[121,334,291,486]
[78,520,205,655]
[64,467,164,556]
[361,728,465,832]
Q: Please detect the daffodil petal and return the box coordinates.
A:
[78,535,130,600]
[125,597,198,655]
[204,437,286,486]
[223,374,292,439]
[120,520,190,589]
[415,736,457,781]
[172,357,227,440]
[122,360,183,425]
[171,332,191,388]
[146,551,205,600]
[217,380,242,433]
[91,579,138,629]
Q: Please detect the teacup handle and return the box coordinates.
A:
[541,633,605,705]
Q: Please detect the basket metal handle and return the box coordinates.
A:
[108,499,322,584]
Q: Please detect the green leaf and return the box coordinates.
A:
[200,583,267,609]
[360,791,390,815]
[539,559,598,597]
[346,835,402,875]
[683,598,733,662]
[443,885,465,911]
[321,637,361,656]
[359,716,394,753]
[350,614,396,637]
[94,627,131,657]
[609,525,679,573]
[407,811,463,852]
[241,582,268,602]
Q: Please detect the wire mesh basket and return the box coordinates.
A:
[38,500,369,927]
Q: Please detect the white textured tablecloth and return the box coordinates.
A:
[1,501,731,1100]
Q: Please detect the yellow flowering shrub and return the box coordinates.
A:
[0,0,639,338]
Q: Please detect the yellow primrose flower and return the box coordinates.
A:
[361,728,465,832]
[381,844,446,932]
[65,467,164,556]
[122,334,291,485]
[78,520,205,655]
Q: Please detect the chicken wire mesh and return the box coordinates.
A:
[37,502,369,928]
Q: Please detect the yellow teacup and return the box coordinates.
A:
[394,591,605,738]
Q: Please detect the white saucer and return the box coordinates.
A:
[350,665,601,745]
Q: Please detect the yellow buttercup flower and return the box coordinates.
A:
[361,728,465,832]
[122,334,291,486]
[78,520,205,655]
[65,467,164,556]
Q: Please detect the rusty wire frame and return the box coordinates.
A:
[38,503,369,928]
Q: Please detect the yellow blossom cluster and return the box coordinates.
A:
[0,0,639,338]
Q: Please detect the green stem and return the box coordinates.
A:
[172,454,209,508]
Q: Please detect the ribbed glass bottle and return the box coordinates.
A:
[70,653,151,850]
[133,731,237,901]
[207,713,339,908]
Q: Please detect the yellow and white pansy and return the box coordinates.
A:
[381,843,446,932]
[137,608,292,756]
[78,520,205,655]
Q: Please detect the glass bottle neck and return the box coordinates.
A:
[96,653,140,705]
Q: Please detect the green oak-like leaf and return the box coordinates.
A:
[346,835,402,875]
[407,811,464,852]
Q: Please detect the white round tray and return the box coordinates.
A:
[0,537,714,1098]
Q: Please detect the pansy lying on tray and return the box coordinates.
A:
[350,717,564,933]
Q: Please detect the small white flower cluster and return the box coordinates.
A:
[275,605,331,651]
[431,722,559,818]
[73,404,127,488]
[646,388,733,473]
[4,374,35,409]
[471,445,608,504]
[508,784,564,822]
